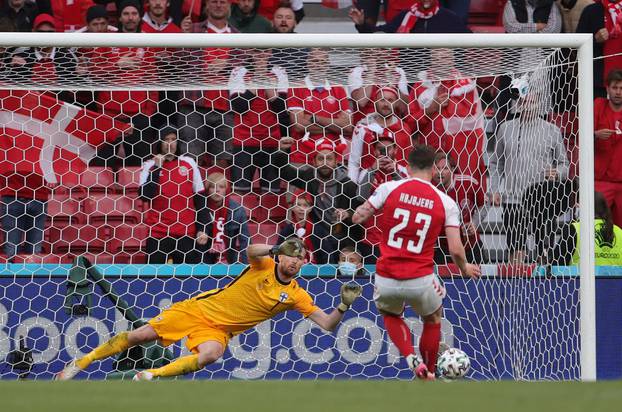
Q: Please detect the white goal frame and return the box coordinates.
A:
[0,32,596,381]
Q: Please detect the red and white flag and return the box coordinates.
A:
[0,90,130,185]
[322,0,352,9]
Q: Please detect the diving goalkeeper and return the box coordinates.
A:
[57,239,362,380]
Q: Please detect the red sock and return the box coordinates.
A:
[419,322,441,373]
[383,314,414,357]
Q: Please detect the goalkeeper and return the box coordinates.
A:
[56,238,362,381]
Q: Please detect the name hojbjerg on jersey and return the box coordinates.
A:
[399,193,435,209]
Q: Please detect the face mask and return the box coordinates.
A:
[338,262,359,277]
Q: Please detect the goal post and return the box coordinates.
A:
[0,32,596,380]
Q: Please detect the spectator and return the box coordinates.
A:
[503,0,562,34]
[88,7,160,167]
[354,0,470,27]
[272,4,297,33]
[229,0,272,33]
[179,0,237,167]
[337,245,369,277]
[118,1,141,33]
[349,86,413,185]
[432,151,485,264]
[354,122,405,263]
[274,138,365,263]
[577,0,622,98]
[407,48,487,191]
[258,0,304,22]
[287,48,352,166]
[556,0,592,33]
[277,189,317,262]
[5,13,78,88]
[349,0,469,33]
[51,0,93,32]
[200,172,250,264]
[228,49,288,193]
[489,92,571,263]
[348,48,409,126]
[549,191,622,266]
[593,68,622,228]
[270,4,309,80]
[139,128,209,264]
[142,0,182,32]
[0,0,49,32]
[82,4,113,32]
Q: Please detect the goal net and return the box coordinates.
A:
[0,34,595,381]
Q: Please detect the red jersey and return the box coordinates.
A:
[407,72,487,189]
[141,15,182,33]
[91,46,158,117]
[140,156,205,239]
[594,97,622,182]
[187,22,237,113]
[368,177,460,279]
[31,50,57,86]
[232,73,280,148]
[348,115,412,183]
[287,78,351,164]
[51,0,94,32]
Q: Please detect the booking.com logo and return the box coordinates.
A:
[0,301,454,379]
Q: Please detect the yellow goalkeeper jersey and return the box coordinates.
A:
[192,257,320,335]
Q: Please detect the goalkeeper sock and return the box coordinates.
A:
[76,332,130,369]
[148,354,200,378]
[383,314,414,358]
[419,322,441,374]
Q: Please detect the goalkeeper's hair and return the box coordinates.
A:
[595,191,615,245]
[408,144,437,171]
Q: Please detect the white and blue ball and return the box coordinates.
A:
[436,348,470,379]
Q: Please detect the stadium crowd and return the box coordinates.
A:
[1,0,622,268]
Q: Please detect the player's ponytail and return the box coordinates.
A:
[595,192,614,246]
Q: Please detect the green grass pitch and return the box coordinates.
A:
[1,380,621,412]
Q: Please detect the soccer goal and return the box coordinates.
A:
[0,33,596,381]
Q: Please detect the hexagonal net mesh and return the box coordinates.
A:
[0,38,587,381]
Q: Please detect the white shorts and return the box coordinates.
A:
[373,274,446,317]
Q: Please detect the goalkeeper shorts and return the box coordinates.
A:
[148,299,231,353]
[373,274,446,317]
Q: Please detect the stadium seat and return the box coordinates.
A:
[249,222,280,245]
[260,193,288,222]
[11,253,71,264]
[117,166,142,194]
[468,0,506,27]
[80,167,115,193]
[497,263,536,277]
[108,224,149,254]
[83,194,142,225]
[47,195,85,225]
[51,225,108,255]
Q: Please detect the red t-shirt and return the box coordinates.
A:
[51,0,94,32]
[594,97,622,182]
[233,79,280,148]
[91,46,159,117]
[368,177,460,279]
[287,81,351,164]
[139,156,205,238]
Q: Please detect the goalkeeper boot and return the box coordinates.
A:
[133,371,154,381]
[55,360,82,381]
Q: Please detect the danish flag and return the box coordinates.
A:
[0,90,130,185]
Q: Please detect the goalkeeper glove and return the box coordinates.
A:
[270,237,306,258]
[338,282,362,313]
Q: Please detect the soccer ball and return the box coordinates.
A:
[436,348,470,379]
